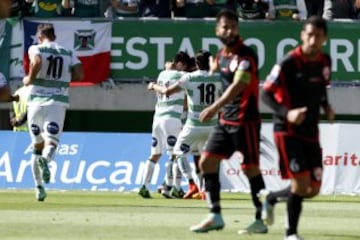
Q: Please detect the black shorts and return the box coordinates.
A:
[274,132,323,183]
[204,122,260,168]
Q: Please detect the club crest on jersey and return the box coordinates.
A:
[74,30,95,51]
[229,57,239,72]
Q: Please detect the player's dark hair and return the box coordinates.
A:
[216,9,239,23]
[188,57,197,71]
[37,23,56,40]
[195,50,211,71]
[173,51,192,67]
[303,16,328,36]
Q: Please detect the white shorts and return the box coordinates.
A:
[27,105,66,144]
[173,125,213,157]
[151,117,182,156]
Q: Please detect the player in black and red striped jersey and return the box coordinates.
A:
[190,9,268,235]
[260,16,335,240]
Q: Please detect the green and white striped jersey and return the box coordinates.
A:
[178,70,222,127]
[27,41,81,107]
[154,69,185,119]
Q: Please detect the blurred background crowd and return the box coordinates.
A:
[9,0,360,20]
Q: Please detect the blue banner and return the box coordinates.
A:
[0,131,170,191]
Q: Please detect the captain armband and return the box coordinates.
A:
[234,70,251,84]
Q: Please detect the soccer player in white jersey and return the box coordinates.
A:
[23,24,84,201]
[149,50,223,199]
[138,51,192,199]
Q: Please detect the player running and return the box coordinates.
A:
[24,23,84,201]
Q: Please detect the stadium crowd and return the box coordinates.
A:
[9,0,360,20]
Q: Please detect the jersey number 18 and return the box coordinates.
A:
[197,83,215,105]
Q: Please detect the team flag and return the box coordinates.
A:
[23,19,111,86]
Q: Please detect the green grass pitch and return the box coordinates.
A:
[0,190,359,240]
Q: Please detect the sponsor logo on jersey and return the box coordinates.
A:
[74,30,95,51]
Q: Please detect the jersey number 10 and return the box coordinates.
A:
[46,55,64,79]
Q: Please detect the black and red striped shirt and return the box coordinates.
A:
[216,40,261,126]
[263,46,332,140]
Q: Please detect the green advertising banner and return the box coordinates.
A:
[111,20,360,82]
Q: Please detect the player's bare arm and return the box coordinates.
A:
[287,107,307,125]
[323,104,335,123]
[150,82,182,96]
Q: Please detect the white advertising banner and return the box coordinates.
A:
[219,123,360,195]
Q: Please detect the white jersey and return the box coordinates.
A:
[0,72,7,88]
[178,70,222,127]
[154,70,185,120]
[27,41,81,107]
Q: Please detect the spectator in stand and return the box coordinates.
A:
[10,0,32,18]
[138,0,171,18]
[176,0,211,18]
[207,0,237,17]
[323,0,355,19]
[61,0,104,17]
[304,0,324,17]
[26,0,62,17]
[354,0,360,18]
[109,0,139,18]
[172,0,185,17]
[236,0,269,20]
[267,0,307,21]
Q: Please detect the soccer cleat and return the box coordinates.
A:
[237,219,268,235]
[138,185,151,198]
[38,157,51,184]
[258,189,274,225]
[284,234,303,240]
[192,191,206,200]
[36,185,47,202]
[157,181,166,193]
[190,213,225,233]
[183,183,199,199]
[170,187,185,198]
[161,188,174,199]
